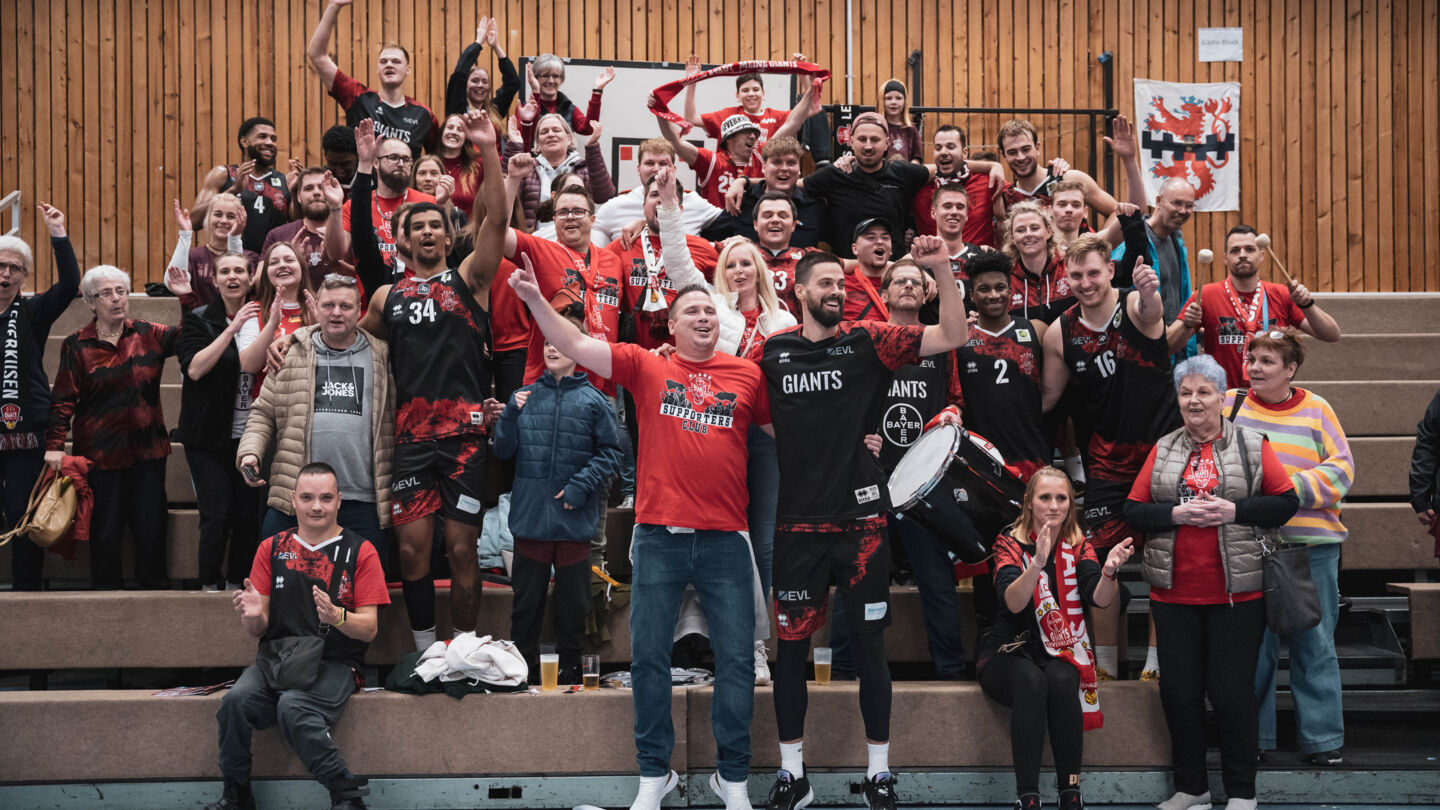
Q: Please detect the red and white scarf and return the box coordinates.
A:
[648,61,831,133]
[1026,543,1103,730]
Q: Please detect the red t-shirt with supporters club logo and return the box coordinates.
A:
[512,231,628,396]
[1186,280,1306,389]
[1128,438,1292,604]
[700,107,793,143]
[609,343,770,531]
[608,233,719,350]
[691,147,765,208]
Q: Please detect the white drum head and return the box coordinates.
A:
[888,423,961,508]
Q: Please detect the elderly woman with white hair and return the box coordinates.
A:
[516,53,613,141]
[1,203,81,590]
[1122,354,1299,810]
[46,264,179,589]
[503,111,615,231]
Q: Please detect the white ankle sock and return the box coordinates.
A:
[412,627,437,652]
[1144,645,1160,673]
[779,741,804,777]
[866,741,890,779]
[1095,645,1118,674]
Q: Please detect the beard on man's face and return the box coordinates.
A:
[805,292,844,327]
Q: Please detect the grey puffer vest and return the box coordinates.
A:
[1142,421,1272,595]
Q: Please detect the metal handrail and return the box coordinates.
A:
[0,190,19,236]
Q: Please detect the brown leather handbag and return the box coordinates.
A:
[0,468,77,548]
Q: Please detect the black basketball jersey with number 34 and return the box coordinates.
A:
[383,269,492,444]
[750,321,925,524]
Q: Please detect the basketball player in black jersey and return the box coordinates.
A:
[354,112,506,649]
[955,250,1051,482]
[192,117,293,252]
[749,236,968,809]
[1040,234,1179,680]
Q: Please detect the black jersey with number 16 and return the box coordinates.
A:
[749,321,925,523]
[383,269,492,444]
[1059,290,1180,483]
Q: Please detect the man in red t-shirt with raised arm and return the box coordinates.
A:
[210,463,390,810]
[508,259,771,810]
[1166,224,1342,388]
[307,0,440,157]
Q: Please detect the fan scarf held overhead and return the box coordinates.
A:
[647,60,831,133]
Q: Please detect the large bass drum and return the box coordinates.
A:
[887,424,1027,563]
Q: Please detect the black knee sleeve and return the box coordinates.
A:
[402,575,436,632]
[851,629,892,742]
[773,638,811,741]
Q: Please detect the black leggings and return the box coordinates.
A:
[773,630,891,742]
[979,654,1084,796]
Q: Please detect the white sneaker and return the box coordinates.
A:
[1224,800,1257,810]
[709,771,754,810]
[754,640,771,686]
[1157,791,1212,810]
[629,770,679,810]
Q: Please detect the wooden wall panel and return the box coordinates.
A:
[0,0,1434,292]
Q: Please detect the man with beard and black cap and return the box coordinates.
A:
[1166,224,1341,388]
[192,117,293,252]
[746,236,969,810]
[325,136,436,275]
[262,168,354,290]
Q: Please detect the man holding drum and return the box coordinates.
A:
[746,235,969,809]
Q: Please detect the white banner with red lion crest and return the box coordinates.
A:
[1133,79,1240,211]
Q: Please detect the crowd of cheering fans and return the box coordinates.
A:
[11,5,1439,810]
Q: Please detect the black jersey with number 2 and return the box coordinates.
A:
[1059,290,1180,483]
[750,321,925,523]
[383,269,492,444]
[956,315,1050,480]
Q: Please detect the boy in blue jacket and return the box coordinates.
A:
[493,313,623,682]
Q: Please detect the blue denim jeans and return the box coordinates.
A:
[630,525,755,781]
[1254,542,1344,753]
[746,427,778,601]
[262,503,386,562]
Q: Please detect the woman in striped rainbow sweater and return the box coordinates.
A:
[1225,327,1354,766]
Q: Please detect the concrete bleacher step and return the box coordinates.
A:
[0,585,970,671]
[1311,292,1440,336]
[1300,334,1440,382]
[1304,380,1437,437]
[1341,503,1440,571]
[1350,436,1420,497]
[1387,583,1440,660]
[0,680,1170,784]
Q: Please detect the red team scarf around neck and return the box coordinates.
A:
[648,61,832,134]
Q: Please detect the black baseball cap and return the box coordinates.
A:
[852,217,893,243]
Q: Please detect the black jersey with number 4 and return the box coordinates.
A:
[226,166,291,253]
[750,321,925,523]
[383,269,492,444]
[956,315,1050,480]
[1059,291,1180,483]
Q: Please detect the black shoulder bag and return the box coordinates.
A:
[1235,423,1322,635]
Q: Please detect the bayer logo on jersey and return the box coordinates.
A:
[883,402,925,448]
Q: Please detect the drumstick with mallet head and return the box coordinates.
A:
[1255,233,1295,285]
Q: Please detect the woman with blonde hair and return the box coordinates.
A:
[978,466,1134,810]
[1002,200,1071,332]
[879,77,922,162]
